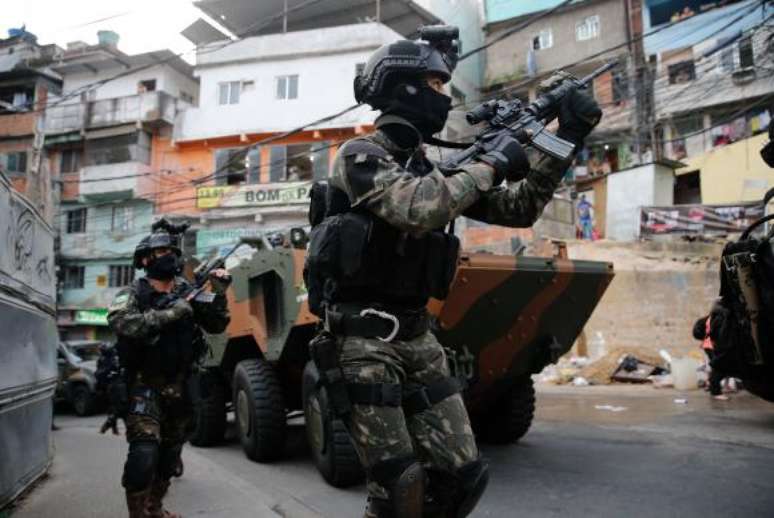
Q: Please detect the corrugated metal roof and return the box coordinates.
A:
[181,18,230,45]
[192,0,442,38]
[484,0,585,25]
[643,0,773,56]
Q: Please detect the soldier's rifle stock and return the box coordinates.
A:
[440,62,616,171]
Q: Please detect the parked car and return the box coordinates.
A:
[55,340,104,416]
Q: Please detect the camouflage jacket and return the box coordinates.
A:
[330,116,571,234]
[107,276,230,344]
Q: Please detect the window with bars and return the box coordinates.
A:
[532,30,553,51]
[268,142,329,182]
[214,147,260,185]
[668,60,696,85]
[111,205,133,233]
[3,151,27,173]
[66,208,87,233]
[739,36,754,68]
[218,81,240,105]
[60,149,81,173]
[63,266,85,289]
[109,265,134,287]
[576,15,600,41]
[276,74,299,100]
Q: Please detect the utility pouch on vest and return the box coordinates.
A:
[306,217,341,316]
[128,387,161,421]
[338,213,371,277]
[309,181,328,227]
[309,331,352,417]
[425,231,460,300]
[109,378,130,418]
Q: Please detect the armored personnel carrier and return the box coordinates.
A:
[189,239,613,487]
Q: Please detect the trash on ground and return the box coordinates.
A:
[649,374,674,388]
[611,354,666,383]
[670,357,702,390]
[572,376,590,386]
[674,398,688,404]
[576,347,666,385]
[594,404,627,412]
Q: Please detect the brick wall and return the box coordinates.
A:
[0,113,36,138]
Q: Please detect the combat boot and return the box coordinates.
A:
[146,479,181,518]
[126,489,150,518]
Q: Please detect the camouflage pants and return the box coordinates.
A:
[124,383,191,487]
[338,330,479,500]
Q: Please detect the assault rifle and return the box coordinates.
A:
[440,62,616,170]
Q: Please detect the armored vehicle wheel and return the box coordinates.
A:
[302,362,364,488]
[474,376,535,444]
[71,384,97,417]
[189,373,227,447]
[233,358,286,462]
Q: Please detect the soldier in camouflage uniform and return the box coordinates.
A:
[108,230,230,518]
[305,26,601,518]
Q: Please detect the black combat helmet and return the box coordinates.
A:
[354,25,460,109]
[132,235,152,269]
[147,230,182,256]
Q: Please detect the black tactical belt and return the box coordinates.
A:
[402,377,463,417]
[326,307,429,342]
[345,377,463,415]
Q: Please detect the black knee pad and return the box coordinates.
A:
[122,440,159,491]
[455,459,489,517]
[369,456,425,518]
[157,443,183,480]
[426,458,489,518]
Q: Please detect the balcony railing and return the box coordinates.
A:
[79,161,150,200]
[45,91,187,134]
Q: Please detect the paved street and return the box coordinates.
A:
[14,385,774,518]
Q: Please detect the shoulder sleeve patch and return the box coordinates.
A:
[109,292,130,312]
[345,154,382,202]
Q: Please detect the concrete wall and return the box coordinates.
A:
[583,268,720,357]
[678,133,773,204]
[59,64,197,105]
[569,240,723,357]
[59,199,152,309]
[606,163,675,241]
[175,23,398,141]
[484,0,626,86]
[59,199,152,261]
[58,259,139,309]
[653,24,774,119]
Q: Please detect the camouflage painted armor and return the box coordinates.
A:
[326,116,570,509]
[107,276,229,499]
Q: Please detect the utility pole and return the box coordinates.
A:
[28,87,51,222]
[376,0,381,23]
[628,0,655,163]
[283,0,288,33]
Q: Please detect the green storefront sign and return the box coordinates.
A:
[75,308,109,326]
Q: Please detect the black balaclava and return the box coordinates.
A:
[146,254,178,281]
[382,82,452,141]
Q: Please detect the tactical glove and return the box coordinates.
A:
[557,88,602,149]
[156,297,193,326]
[477,133,530,183]
[208,271,232,294]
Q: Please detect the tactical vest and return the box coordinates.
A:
[116,277,201,385]
[304,180,459,317]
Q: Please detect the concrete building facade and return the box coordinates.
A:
[0,29,62,222]
[46,34,198,340]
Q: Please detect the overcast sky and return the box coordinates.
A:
[4,0,203,61]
